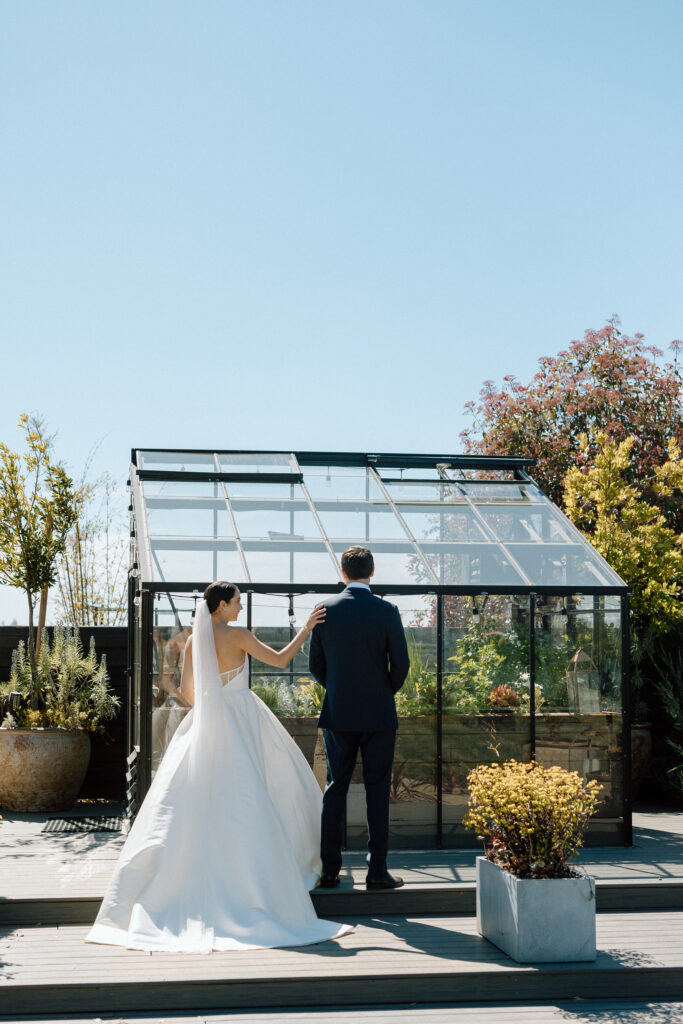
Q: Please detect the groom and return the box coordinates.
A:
[309,546,410,890]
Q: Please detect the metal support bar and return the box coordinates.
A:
[621,593,633,846]
[129,465,154,584]
[529,594,536,761]
[450,479,536,588]
[299,479,343,578]
[436,593,443,849]
[214,454,251,582]
[140,589,155,802]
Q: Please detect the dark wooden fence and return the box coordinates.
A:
[0,626,128,800]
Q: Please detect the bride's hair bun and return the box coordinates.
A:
[204,581,237,613]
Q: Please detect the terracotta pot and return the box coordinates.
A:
[0,728,91,812]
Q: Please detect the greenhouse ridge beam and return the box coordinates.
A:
[140,581,629,596]
[131,449,537,472]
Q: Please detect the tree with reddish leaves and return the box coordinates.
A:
[461,319,683,527]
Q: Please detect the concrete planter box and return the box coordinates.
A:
[476,855,596,962]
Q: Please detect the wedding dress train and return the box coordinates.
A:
[87,602,351,952]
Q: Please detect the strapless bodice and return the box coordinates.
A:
[219,656,249,691]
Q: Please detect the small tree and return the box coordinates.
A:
[57,472,127,627]
[0,416,78,677]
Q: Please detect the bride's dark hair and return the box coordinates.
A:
[204,581,238,613]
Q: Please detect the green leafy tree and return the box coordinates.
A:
[0,416,78,679]
[564,433,683,635]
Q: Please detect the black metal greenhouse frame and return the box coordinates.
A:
[127,450,632,847]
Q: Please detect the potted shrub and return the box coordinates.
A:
[464,759,601,963]
[0,627,119,811]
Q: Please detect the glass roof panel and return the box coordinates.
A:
[150,539,244,583]
[130,451,628,589]
[396,505,487,542]
[146,501,232,538]
[142,480,222,499]
[420,544,528,586]
[218,452,298,474]
[507,544,623,587]
[478,505,574,544]
[459,482,529,502]
[316,502,409,542]
[304,466,373,501]
[385,480,468,503]
[242,544,337,583]
[331,542,432,586]
[138,450,215,471]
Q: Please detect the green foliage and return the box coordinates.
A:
[464,759,602,878]
[0,627,119,733]
[444,625,534,713]
[462,322,683,521]
[0,415,78,671]
[395,637,439,715]
[250,676,322,716]
[565,434,683,635]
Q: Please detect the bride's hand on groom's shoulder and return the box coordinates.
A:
[305,604,326,634]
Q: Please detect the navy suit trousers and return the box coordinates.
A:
[321,729,396,879]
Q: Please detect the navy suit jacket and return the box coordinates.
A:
[309,586,410,731]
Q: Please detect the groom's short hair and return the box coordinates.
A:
[342,546,374,580]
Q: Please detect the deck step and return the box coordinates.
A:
[2,878,683,927]
[1,914,683,1015]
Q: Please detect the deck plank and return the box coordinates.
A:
[2,912,683,1014]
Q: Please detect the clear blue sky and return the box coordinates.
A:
[1,0,681,621]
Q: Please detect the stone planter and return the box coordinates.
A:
[0,728,91,812]
[278,716,319,767]
[476,856,596,963]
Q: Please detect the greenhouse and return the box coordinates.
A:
[127,448,631,847]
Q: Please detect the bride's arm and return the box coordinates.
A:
[237,605,326,669]
[179,636,195,706]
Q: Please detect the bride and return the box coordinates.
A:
[87,581,353,953]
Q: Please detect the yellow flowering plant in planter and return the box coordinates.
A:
[463,759,602,879]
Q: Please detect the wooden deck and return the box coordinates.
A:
[2,806,683,1018]
[3,806,683,923]
[2,1004,683,1024]
[2,911,683,1015]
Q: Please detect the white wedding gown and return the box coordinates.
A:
[87,602,352,953]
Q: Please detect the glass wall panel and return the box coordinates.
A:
[249,592,339,795]
[534,596,623,842]
[346,595,438,849]
[150,594,194,776]
[442,594,531,847]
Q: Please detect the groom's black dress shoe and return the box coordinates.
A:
[366,873,404,891]
[317,874,340,888]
